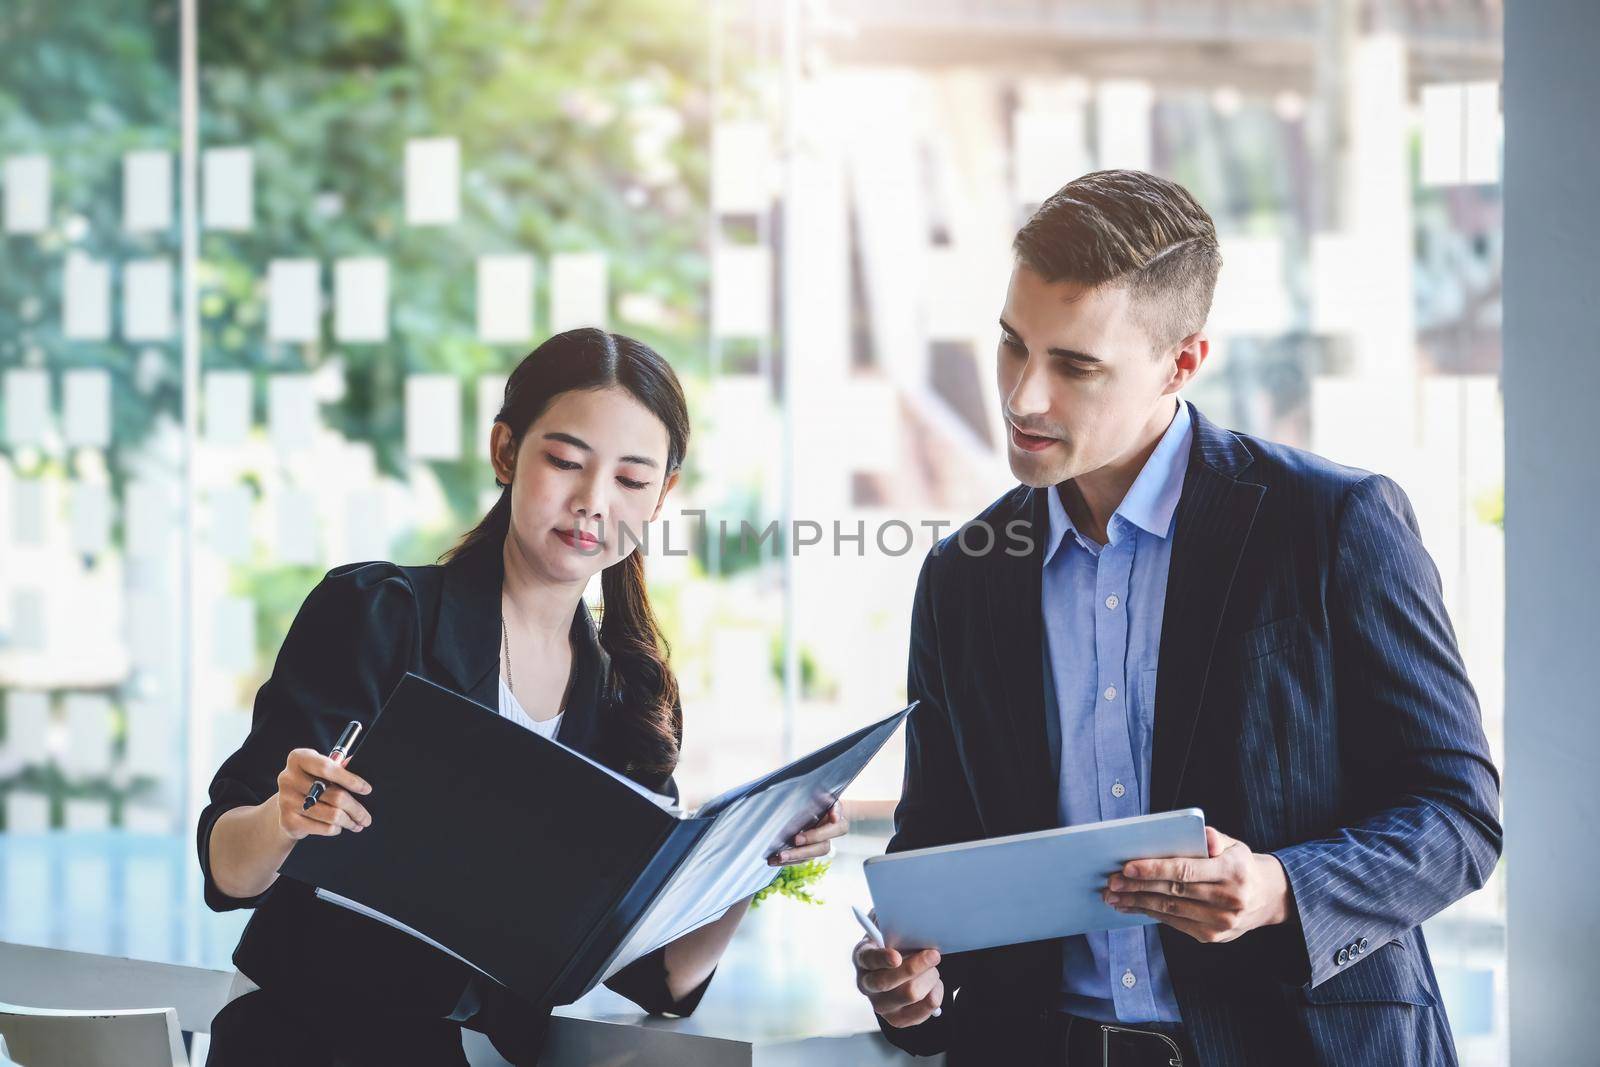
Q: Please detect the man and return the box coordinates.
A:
[851,170,1501,1066]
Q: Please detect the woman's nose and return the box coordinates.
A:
[572,476,606,524]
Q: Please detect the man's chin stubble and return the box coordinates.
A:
[1009,455,1071,490]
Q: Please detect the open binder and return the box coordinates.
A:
[278,672,912,1007]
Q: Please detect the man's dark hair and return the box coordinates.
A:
[1013,169,1222,351]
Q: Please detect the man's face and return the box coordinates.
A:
[996,263,1192,489]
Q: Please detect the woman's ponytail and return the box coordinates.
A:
[437,485,512,566]
[598,549,681,781]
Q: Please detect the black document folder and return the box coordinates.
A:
[277,672,911,1007]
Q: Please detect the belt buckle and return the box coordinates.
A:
[1099,1023,1184,1067]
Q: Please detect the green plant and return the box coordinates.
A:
[750,858,831,908]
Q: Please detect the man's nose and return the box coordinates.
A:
[1007,354,1052,418]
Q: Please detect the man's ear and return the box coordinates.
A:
[1167,330,1209,391]
[489,422,517,485]
[648,470,681,523]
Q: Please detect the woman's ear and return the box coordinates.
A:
[489,422,517,485]
[648,469,681,523]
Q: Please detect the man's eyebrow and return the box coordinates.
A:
[542,431,659,469]
[998,318,1104,364]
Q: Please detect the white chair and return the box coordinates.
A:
[0,1001,186,1067]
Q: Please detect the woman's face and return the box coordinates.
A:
[491,385,680,585]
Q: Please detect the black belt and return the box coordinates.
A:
[1047,1012,1190,1067]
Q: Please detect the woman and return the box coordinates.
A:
[199,328,847,1065]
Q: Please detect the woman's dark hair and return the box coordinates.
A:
[439,328,690,782]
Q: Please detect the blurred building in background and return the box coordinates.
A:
[0,1,1504,1060]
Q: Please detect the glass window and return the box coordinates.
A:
[0,6,1505,1059]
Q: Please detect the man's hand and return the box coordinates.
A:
[1102,826,1292,944]
[853,937,944,1028]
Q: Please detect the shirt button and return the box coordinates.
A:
[1104,594,1119,610]
[1111,782,1126,799]
[1358,938,1370,953]
[1336,948,1350,966]
[1103,686,1117,701]
[1121,971,1137,989]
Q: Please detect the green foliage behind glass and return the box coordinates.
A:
[0,0,717,823]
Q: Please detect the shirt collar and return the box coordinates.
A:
[1044,397,1193,565]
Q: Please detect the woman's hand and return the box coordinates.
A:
[208,749,373,900]
[273,748,373,841]
[767,800,848,866]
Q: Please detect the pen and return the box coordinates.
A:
[303,720,363,812]
[854,905,940,1018]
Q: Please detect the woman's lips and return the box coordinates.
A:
[1009,423,1059,453]
[555,529,603,551]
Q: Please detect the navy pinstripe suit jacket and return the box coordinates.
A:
[878,403,1502,1066]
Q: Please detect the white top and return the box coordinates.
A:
[497,673,564,740]
[498,672,680,814]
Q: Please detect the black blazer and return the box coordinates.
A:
[879,404,1501,1066]
[196,534,709,1061]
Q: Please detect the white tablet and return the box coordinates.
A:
[863,808,1207,954]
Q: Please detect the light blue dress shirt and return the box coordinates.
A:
[1042,397,1192,1024]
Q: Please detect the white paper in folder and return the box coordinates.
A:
[601,706,911,980]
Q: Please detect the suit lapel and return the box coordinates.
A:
[432,535,607,752]
[1149,406,1266,811]
[984,486,1058,828]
